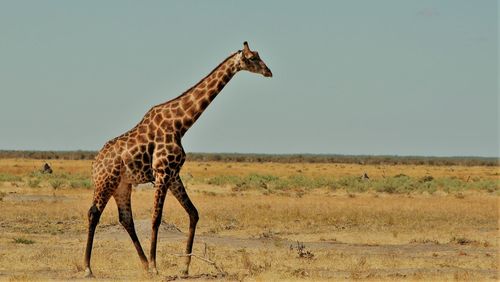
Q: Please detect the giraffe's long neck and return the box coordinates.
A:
[168,52,241,136]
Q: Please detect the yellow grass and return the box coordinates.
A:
[0,158,498,281]
[1,158,498,180]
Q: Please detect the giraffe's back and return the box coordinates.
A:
[92,133,155,189]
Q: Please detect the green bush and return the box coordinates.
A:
[28,178,41,188]
[13,238,35,244]
[374,175,417,194]
[331,176,370,192]
[234,174,279,191]
[207,175,241,186]
[50,179,65,189]
[204,172,496,195]
[69,179,92,189]
[471,180,498,192]
[0,173,22,182]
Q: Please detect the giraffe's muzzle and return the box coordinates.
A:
[263,68,273,77]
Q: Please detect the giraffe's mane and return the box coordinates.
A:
[158,50,241,107]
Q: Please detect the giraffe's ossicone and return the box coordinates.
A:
[83,42,272,277]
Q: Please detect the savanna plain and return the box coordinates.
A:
[0,156,498,281]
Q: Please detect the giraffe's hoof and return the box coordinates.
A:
[83,268,94,278]
[181,268,189,277]
[148,267,159,275]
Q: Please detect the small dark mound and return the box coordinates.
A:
[41,163,53,174]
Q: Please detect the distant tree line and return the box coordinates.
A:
[0,150,96,160]
[186,153,499,166]
[0,150,497,166]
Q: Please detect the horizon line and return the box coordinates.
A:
[0,149,498,159]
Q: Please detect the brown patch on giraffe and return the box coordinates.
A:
[141,152,150,164]
[208,79,217,89]
[147,130,156,141]
[182,99,194,110]
[152,135,162,145]
[165,134,173,143]
[200,99,210,110]
[129,146,139,156]
[153,114,162,124]
[139,144,147,151]
[138,126,147,134]
[183,117,193,128]
[186,107,197,117]
[155,127,165,136]
[159,120,169,129]
[207,89,217,99]
[137,134,148,144]
[174,120,183,131]
[217,82,225,91]
[148,122,157,132]
[126,144,137,155]
[175,108,185,116]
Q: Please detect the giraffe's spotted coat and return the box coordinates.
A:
[84,42,272,277]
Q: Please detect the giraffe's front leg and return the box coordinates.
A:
[84,193,112,278]
[149,172,168,274]
[170,175,199,276]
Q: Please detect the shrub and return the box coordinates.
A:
[374,175,417,194]
[0,173,22,182]
[69,179,92,189]
[13,238,35,244]
[207,175,241,186]
[50,179,65,189]
[234,174,280,191]
[469,179,498,193]
[28,178,41,188]
[333,176,370,193]
[420,175,434,182]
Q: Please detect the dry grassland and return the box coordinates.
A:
[0,158,498,281]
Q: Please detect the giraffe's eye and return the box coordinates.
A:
[250,56,259,62]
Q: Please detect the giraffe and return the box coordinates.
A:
[83,42,272,277]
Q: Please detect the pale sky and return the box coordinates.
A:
[0,1,498,157]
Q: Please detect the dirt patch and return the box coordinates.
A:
[165,273,226,281]
[95,219,497,262]
[96,219,183,241]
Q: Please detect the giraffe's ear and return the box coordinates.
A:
[242,41,252,57]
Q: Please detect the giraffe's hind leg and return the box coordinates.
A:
[170,175,199,276]
[113,179,149,270]
[149,172,168,274]
[84,181,114,278]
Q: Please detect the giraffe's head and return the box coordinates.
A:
[238,42,273,78]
